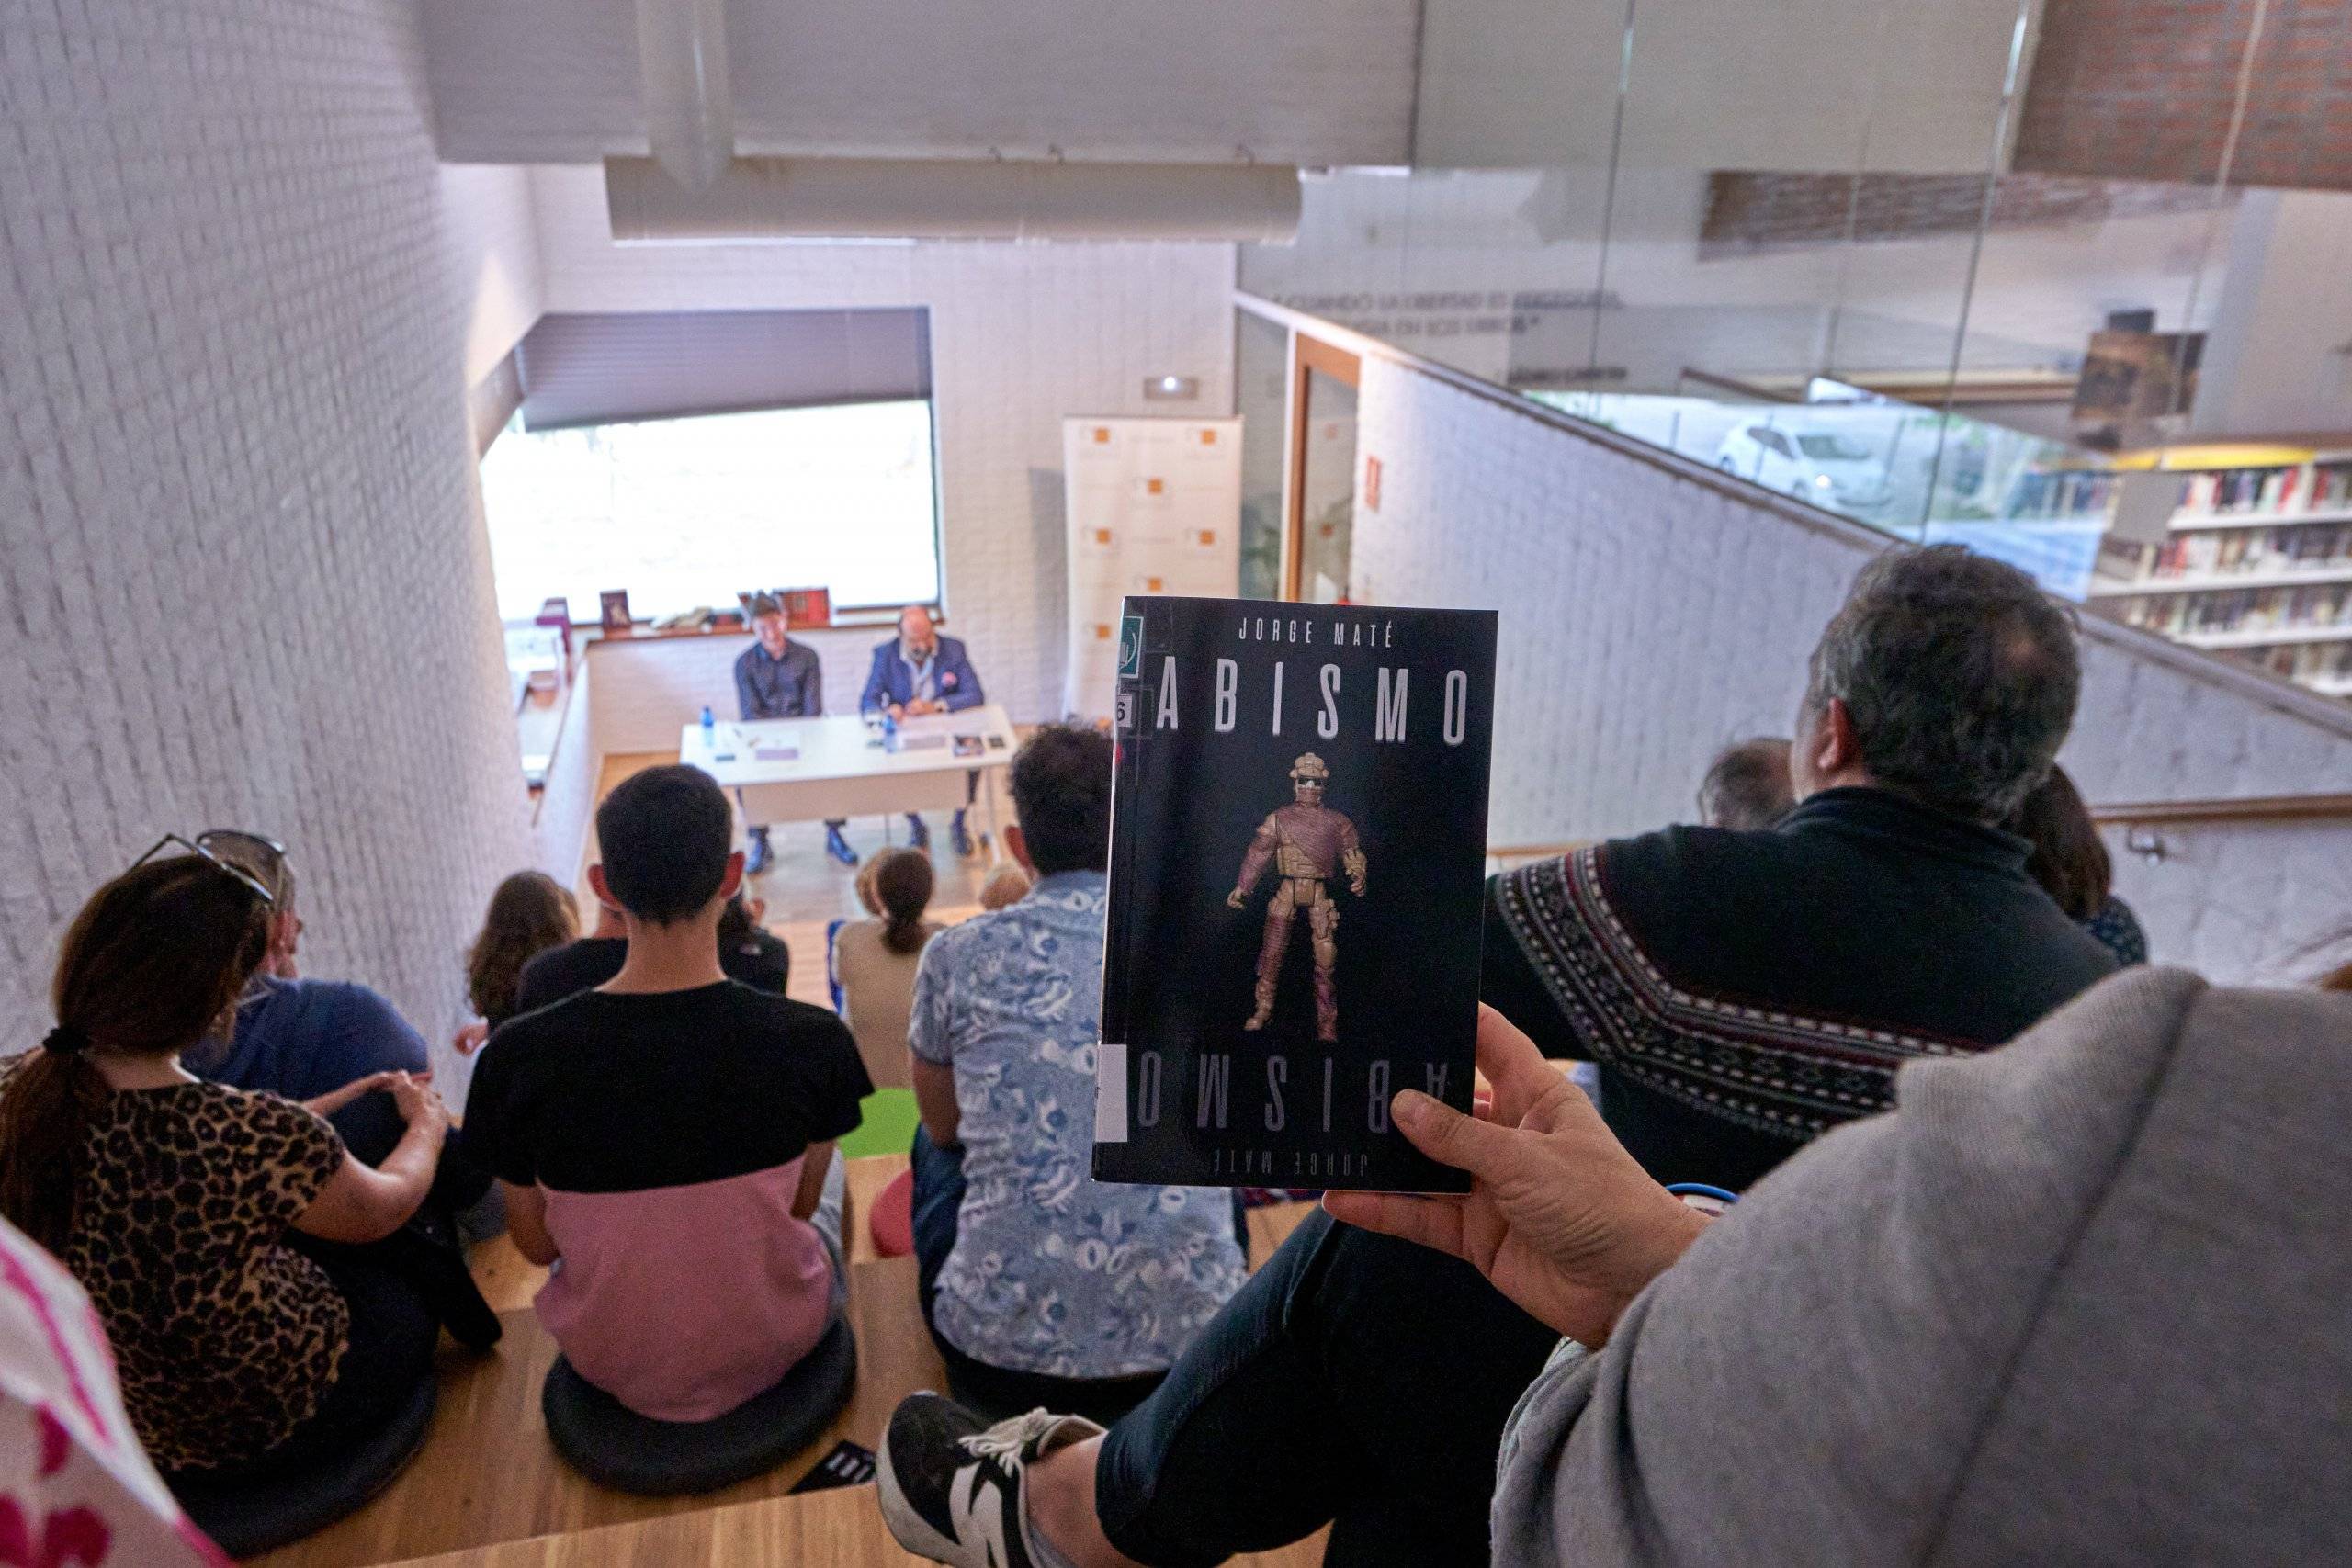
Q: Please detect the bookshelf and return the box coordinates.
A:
[2090,446,2352,702]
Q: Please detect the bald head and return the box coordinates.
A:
[899,605,938,660]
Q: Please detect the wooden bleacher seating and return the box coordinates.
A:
[246,1159,1322,1568]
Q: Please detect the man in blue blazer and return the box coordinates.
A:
[861,605,987,856]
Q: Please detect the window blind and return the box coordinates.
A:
[514,307,932,433]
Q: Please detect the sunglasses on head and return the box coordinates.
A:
[129,834,277,907]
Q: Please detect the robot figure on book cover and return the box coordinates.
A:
[1226,752,1368,1042]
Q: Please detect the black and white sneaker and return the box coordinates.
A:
[877,1393,1103,1568]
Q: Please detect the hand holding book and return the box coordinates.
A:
[1323,1005,1713,1348]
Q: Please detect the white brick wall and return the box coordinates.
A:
[0,0,533,1066]
[1351,355,2352,981]
[526,166,1238,725]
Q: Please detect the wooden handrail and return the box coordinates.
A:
[2089,794,2352,827]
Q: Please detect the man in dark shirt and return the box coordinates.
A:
[734,593,855,873]
[516,884,789,1016]
[189,833,428,1166]
[880,546,2119,1568]
[467,765,871,1420]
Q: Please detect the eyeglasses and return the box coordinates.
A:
[196,829,286,877]
[130,834,277,907]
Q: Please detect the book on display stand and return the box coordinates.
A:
[1092,595,1499,1194]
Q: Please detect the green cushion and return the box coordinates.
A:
[837,1087,919,1158]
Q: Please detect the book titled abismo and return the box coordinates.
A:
[1093,596,1498,1193]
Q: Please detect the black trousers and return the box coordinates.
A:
[1092,1207,1562,1568]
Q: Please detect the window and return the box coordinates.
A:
[1795,433,1873,461]
[1758,429,1794,457]
[479,399,942,625]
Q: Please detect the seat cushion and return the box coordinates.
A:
[869,1167,914,1258]
[171,1373,436,1559]
[541,1316,857,1495]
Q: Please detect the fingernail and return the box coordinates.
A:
[1392,1089,1433,1126]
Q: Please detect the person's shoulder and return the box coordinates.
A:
[721,984,858,1046]
[921,908,1010,964]
[732,639,760,667]
[300,976,406,1022]
[869,635,897,657]
[482,989,600,1059]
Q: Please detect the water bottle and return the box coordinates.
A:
[699,705,715,748]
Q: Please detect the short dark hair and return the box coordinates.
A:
[748,593,783,620]
[1803,546,2079,822]
[1698,738,1794,830]
[1009,725,1113,876]
[2005,764,2110,919]
[595,765,733,923]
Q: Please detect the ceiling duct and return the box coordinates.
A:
[636,0,733,190]
[604,155,1302,243]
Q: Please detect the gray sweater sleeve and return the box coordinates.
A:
[1493,966,2214,1567]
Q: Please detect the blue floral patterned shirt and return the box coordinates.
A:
[910,870,1250,1378]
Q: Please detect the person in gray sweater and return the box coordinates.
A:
[1327,966,2352,1566]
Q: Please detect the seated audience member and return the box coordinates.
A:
[862,605,988,858]
[0,847,448,1483]
[191,832,430,1168]
[1694,737,1793,829]
[832,846,942,1091]
[2007,763,2147,965]
[0,1211,247,1564]
[737,592,855,872]
[1334,965,2352,1566]
[719,892,793,993]
[879,547,2120,1568]
[464,871,580,1044]
[513,872,789,1014]
[904,727,1248,1427]
[978,862,1033,911]
[463,767,872,1421]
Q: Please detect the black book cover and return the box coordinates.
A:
[1094,596,1498,1193]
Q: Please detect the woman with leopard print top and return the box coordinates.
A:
[0,846,449,1479]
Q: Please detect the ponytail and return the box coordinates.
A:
[873,848,937,957]
[0,1045,111,1254]
[0,856,270,1254]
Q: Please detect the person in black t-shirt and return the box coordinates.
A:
[465,767,871,1421]
[513,882,791,1018]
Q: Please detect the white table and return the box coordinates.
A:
[680,705,1018,845]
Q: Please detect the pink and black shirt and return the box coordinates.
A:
[465,982,870,1421]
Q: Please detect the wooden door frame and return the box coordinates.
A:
[1282,334,1363,602]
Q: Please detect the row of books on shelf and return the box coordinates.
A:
[2006,469,2120,522]
[2114,581,2352,640]
[2138,523,2352,581]
[2175,460,2352,521]
[2224,641,2352,693]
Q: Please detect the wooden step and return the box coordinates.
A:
[373,1485,1329,1567]
[249,1254,945,1568]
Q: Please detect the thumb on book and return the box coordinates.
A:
[1392,1089,1509,1179]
